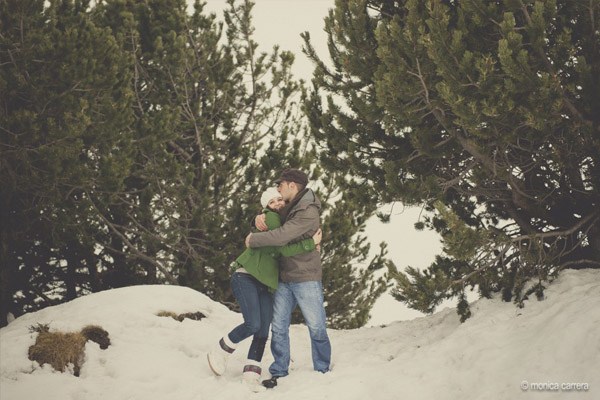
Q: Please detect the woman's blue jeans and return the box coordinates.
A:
[268,280,331,377]
[227,272,273,362]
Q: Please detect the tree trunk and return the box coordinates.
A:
[0,234,14,327]
[65,242,78,301]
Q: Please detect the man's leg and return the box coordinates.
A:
[293,281,331,373]
[268,282,296,378]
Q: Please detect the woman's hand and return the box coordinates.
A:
[255,214,268,231]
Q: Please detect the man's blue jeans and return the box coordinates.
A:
[269,281,331,377]
[228,272,273,362]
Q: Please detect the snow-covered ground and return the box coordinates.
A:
[1,269,599,400]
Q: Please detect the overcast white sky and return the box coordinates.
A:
[198,0,444,324]
[200,0,334,80]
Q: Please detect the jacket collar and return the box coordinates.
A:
[279,188,310,222]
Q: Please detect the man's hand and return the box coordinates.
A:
[313,228,323,253]
[245,233,252,248]
[312,228,322,245]
[255,214,268,231]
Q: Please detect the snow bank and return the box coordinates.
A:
[1,269,599,400]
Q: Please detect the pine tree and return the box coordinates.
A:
[0,0,135,324]
[1,0,389,328]
[318,184,390,328]
[91,0,389,328]
[304,0,600,320]
[90,0,315,299]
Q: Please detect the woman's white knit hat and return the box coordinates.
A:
[260,187,281,208]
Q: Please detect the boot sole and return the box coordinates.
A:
[207,353,223,376]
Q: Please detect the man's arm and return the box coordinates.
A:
[247,206,319,248]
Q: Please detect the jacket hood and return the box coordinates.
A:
[279,188,320,222]
[298,188,321,210]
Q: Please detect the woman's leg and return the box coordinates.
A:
[228,272,262,343]
[247,283,273,362]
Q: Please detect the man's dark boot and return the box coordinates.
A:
[261,377,279,389]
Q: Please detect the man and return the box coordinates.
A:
[245,168,331,389]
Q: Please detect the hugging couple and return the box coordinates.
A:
[207,168,332,391]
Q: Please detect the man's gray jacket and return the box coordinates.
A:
[248,189,322,283]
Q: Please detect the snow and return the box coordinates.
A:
[2,269,599,400]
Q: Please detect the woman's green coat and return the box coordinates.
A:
[235,209,315,291]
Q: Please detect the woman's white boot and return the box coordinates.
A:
[242,359,266,392]
[207,336,236,376]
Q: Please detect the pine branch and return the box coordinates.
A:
[87,193,178,285]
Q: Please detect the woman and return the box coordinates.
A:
[207,187,322,391]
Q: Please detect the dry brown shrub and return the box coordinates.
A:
[156,310,180,320]
[156,310,206,322]
[27,324,111,376]
[81,325,111,349]
[177,311,206,321]
[28,331,87,376]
